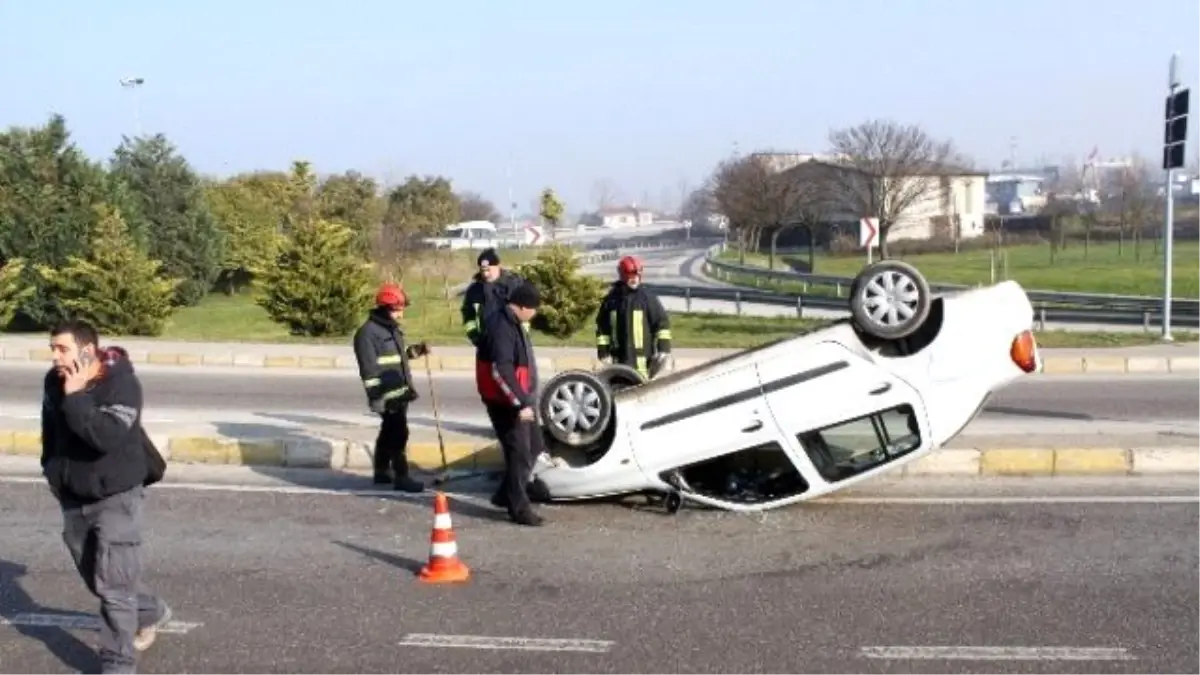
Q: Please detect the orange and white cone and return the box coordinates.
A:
[418,492,471,584]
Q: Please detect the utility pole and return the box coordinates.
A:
[1161,53,1190,342]
[119,77,145,137]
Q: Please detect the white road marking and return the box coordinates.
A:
[0,474,1194,507]
[1,612,202,635]
[825,495,1199,505]
[398,633,614,653]
[860,646,1135,661]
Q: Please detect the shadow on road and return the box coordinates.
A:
[332,541,425,574]
[984,405,1094,421]
[0,559,98,673]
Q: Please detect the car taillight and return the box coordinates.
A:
[1010,330,1038,373]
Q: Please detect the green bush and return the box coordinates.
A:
[0,258,34,329]
[36,204,180,336]
[516,244,606,339]
[254,217,375,337]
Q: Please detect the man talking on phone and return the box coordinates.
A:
[41,319,172,674]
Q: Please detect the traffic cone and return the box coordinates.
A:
[418,492,471,584]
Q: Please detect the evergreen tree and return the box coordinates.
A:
[0,115,113,327]
[37,204,180,336]
[0,258,34,329]
[110,134,225,306]
[255,217,375,337]
[515,244,606,339]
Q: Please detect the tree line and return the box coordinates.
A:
[0,114,521,336]
[679,118,1181,268]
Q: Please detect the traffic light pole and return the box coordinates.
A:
[1161,53,1189,342]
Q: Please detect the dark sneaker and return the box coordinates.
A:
[393,475,426,493]
[134,603,172,652]
[373,472,393,485]
[490,490,509,508]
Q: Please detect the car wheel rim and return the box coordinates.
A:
[862,269,921,328]
[547,380,603,434]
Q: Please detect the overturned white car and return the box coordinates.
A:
[528,260,1042,513]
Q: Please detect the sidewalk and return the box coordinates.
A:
[2,334,1196,375]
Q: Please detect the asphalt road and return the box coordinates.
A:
[0,475,1195,674]
[1,364,1195,425]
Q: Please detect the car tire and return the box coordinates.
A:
[596,363,646,392]
[849,260,932,341]
[537,370,614,448]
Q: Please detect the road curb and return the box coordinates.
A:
[1,344,1194,376]
[2,430,1195,477]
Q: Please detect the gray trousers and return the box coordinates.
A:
[60,486,167,674]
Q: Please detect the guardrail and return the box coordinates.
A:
[628,243,1200,330]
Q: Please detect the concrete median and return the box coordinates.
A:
[3,427,1194,478]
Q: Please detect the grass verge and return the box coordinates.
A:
[722,240,1200,298]
[23,289,1188,351]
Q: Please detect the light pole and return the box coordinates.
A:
[119,77,144,137]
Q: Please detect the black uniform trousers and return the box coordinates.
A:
[373,403,411,477]
[485,403,544,517]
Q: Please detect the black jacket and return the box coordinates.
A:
[41,351,148,503]
[595,282,672,373]
[461,269,524,346]
[475,306,539,408]
[353,307,419,411]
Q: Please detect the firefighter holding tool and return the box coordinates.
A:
[353,282,429,493]
[595,255,674,380]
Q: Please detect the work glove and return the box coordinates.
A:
[407,342,431,359]
[648,352,673,379]
[369,398,386,415]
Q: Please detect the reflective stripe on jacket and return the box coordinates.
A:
[595,283,672,377]
[352,307,414,407]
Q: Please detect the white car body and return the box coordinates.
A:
[530,279,1041,512]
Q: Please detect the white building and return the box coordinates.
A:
[595,205,656,228]
[780,159,990,242]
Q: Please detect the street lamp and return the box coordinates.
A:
[119,77,144,137]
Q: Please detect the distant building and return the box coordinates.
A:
[780,158,990,242]
[985,174,1047,215]
[591,205,656,228]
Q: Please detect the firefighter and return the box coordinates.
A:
[595,255,673,379]
[352,282,429,492]
[461,248,524,347]
[475,280,546,527]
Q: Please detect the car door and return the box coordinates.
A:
[756,340,931,486]
[629,362,784,481]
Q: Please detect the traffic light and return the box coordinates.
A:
[1163,88,1190,170]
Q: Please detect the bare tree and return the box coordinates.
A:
[457,190,501,222]
[826,120,959,258]
[1103,157,1161,261]
[778,161,841,271]
[710,154,804,264]
[591,178,619,210]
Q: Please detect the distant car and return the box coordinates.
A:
[527,260,1041,514]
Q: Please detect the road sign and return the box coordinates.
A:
[859,218,879,249]
[1163,87,1189,170]
[524,224,543,246]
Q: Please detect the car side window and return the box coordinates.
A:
[797,404,922,482]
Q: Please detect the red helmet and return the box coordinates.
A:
[375,282,407,308]
[617,255,643,280]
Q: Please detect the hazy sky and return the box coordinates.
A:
[2,0,1197,213]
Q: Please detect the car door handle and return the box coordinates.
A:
[742,420,763,433]
[869,383,892,395]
